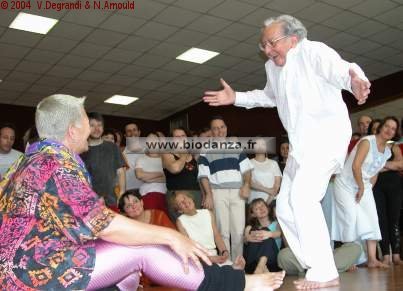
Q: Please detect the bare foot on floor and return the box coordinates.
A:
[294,277,339,290]
[233,255,246,270]
[347,265,358,272]
[245,271,285,291]
[393,259,403,266]
[367,260,390,268]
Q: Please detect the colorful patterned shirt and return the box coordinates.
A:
[0,139,116,290]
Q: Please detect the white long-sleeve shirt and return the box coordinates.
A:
[235,38,368,167]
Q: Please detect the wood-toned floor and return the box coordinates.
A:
[280,265,403,291]
[142,265,403,291]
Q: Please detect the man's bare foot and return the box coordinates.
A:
[294,277,339,290]
[367,260,390,268]
[245,271,285,291]
[347,265,358,272]
[233,255,246,270]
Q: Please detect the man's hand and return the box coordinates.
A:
[203,78,236,106]
[239,184,250,199]
[350,69,370,105]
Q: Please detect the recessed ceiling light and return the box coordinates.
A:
[176,48,220,64]
[9,12,58,34]
[104,95,139,105]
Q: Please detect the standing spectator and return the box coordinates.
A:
[81,113,126,208]
[249,137,282,204]
[332,117,398,268]
[278,139,289,173]
[0,123,22,179]
[373,117,403,265]
[135,133,167,214]
[348,115,373,154]
[357,115,372,136]
[123,122,144,192]
[198,116,253,261]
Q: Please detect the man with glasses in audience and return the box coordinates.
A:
[203,15,370,289]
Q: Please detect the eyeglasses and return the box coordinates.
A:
[259,35,289,51]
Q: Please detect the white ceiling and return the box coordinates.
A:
[0,0,403,120]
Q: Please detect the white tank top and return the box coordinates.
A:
[178,209,217,255]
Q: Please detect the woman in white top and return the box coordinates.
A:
[174,190,247,269]
[332,117,398,268]
[249,137,282,204]
[135,133,167,214]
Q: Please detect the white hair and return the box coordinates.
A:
[36,94,86,141]
[263,15,307,41]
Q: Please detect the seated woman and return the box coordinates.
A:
[173,190,244,268]
[135,132,168,214]
[119,190,175,230]
[0,94,284,291]
[118,190,176,287]
[244,198,282,274]
[332,116,398,268]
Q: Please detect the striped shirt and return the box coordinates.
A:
[198,152,253,189]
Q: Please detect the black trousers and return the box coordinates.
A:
[198,263,245,291]
[244,238,280,273]
[374,171,403,255]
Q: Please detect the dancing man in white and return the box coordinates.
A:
[203,15,370,289]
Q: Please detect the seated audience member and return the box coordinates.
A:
[0,123,22,179]
[278,140,289,173]
[162,127,202,221]
[278,243,361,276]
[0,94,285,291]
[249,137,282,204]
[174,191,244,269]
[118,189,176,288]
[135,132,168,214]
[119,190,175,230]
[332,117,398,268]
[244,198,282,274]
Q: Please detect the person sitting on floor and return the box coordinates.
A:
[244,198,282,274]
[278,242,361,276]
[173,190,245,269]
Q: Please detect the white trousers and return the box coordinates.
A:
[276,156,338,282]
[212,188,245,261]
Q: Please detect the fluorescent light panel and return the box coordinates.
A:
[176,48,219,64]
[104,95,139,105]
[9,12,58,34]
